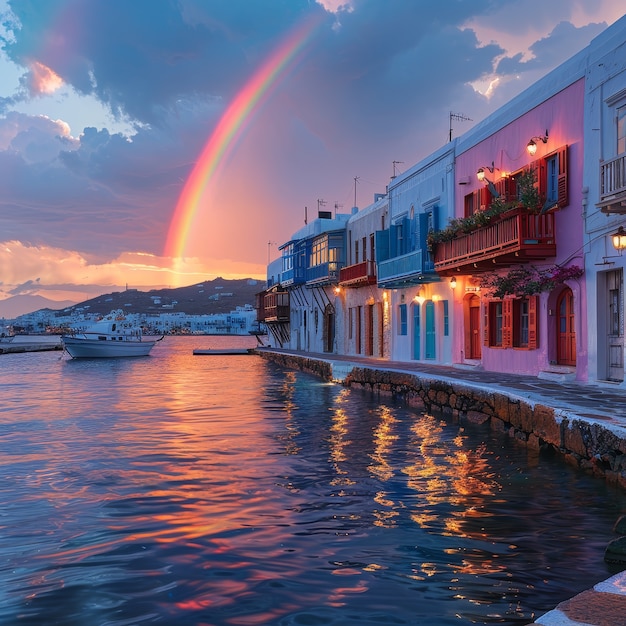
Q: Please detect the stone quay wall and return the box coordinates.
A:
[257,350,626,491]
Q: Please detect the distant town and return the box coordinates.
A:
[1,278,264,336]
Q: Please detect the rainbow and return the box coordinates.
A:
[164,16,320,260]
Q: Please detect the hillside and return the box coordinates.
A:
[49,278,264,317]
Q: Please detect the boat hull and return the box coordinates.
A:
[62,336,157,358]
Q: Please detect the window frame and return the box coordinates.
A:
[484,296,538,350]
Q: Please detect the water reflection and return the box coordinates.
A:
[0,337,624,626]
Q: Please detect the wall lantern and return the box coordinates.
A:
[333,285,341,295]
[450,277,457,289]
[611,226,626,253]
[526,130,549,156]
[476,161,499,183]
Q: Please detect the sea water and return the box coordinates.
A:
[0,336,624,625]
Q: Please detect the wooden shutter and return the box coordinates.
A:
[502,299,513,348]
[472,189,482,214]
[557,145,568,208]
[480,186,491,210]
[528,295,538,349]
[375,229,390,262]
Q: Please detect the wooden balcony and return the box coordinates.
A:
[338,260,377,287]
[376,249,436,289]
[306,261,343,285]
[433,207,556,276]
[256,290,290,323]
[264,291,290,323]
[598,152,626,214]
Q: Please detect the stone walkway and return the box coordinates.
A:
[257,348,626,626]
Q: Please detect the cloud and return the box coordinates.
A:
[0,240,265,304]
[0,0,620,302]
[496,20,607,75]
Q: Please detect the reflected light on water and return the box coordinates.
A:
[0,337,624,626]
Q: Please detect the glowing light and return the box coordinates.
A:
[164,17,320,263]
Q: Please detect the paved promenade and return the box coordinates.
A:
[257,347,626,626]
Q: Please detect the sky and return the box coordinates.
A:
[0,0,624,313]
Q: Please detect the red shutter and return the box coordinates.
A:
[473,189,481,214]
[557,145,568,208]
[503,299,513,348]
[494,178,506,198]
[528,295,538,349]
[480,185,492,210]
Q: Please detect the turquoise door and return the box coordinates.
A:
[412,303,420,360]
[425,300,436,360]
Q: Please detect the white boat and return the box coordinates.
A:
[62,310,163,358]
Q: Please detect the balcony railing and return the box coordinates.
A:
[599,152,626,213]
[338,260,377,287]
[306,261,343,285]
[279,266,305,287]
[260,291,290,323]
[377,249,435,288]
[433,207,556,275]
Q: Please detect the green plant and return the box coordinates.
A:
[515,168,541,212]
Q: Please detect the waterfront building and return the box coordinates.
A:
[258,209,351,352]
[259,15,626,383]
[7,305,260,336]
[337,195,389,358]
[437,67,586,379]
[376,143,457,364]
[582,19,626,385]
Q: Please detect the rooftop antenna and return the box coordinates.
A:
[353,176,360,208]
[304,206,307,224]
[392,160,404,178]
[334,201,343,218]
[449,111,472,142]
[267,241,276,265]
[317,198,327,215]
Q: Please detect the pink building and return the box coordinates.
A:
[436,78,586,380]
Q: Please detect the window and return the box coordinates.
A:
[545,154,558,204]
[310,238,328,267]
[535,146,568,210]
[370,233,375,262]
[513,299,529,347]
[362,237,367,261]
[464,192,475,217]
[484,296,538,349]
[464,187,492,217]
[282,243,294,272]
[442,300,449,336]
[354,240,359,264]
[398,304,407,335]
[492,301,503,347]
[618,105,626,155]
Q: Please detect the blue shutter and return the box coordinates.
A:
[375,229,390,262]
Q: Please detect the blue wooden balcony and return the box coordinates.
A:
[280,266,305,287]
[306,262,343,285]
[376,249,436,289]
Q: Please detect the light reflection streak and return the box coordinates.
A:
[329,388,352,486]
